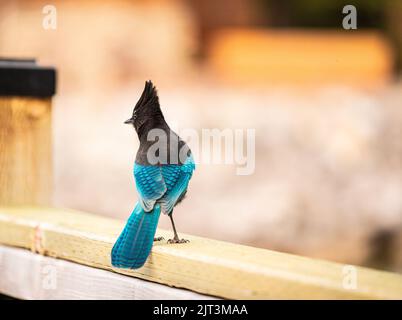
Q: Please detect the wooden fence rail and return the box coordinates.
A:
[0,206,402,299]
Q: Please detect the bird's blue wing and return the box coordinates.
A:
[134,164,166,211]
[160,156,195,214]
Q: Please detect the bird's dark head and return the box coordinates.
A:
[125,80,165,136]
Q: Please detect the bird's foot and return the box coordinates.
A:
[154,236,164,242]
[167,237,189,244]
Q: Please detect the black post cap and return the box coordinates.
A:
[0,58,56,97]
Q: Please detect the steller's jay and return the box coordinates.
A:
[111,80,195,269]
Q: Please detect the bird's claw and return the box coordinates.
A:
[167,238,189,244]
[154,236,164,241]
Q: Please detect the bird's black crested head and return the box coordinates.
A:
[125,80,165,135]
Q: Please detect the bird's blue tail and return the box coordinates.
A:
[111,202,161,269]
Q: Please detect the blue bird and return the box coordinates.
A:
[111,81,195,269]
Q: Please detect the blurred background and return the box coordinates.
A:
[1,0,402,272]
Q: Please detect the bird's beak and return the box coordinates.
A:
[124,118,134,124]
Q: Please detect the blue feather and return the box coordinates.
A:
[111,202,160,269]
[111,156,195,269]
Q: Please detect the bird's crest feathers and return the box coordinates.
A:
[133,80,160,118]
[126,80,165,136]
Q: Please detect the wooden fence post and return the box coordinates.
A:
[0,59,56,205]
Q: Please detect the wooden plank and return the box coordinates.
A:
[0,59,55,207]
[0,97,52,206]
[0,206,402,299]
[0,245,214,300]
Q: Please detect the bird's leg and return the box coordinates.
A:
[167,212,189,244]
[154,236,164,241]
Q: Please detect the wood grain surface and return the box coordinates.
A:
[0,206,401,299]
[0,245,213,300]
[0,97,52,206]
